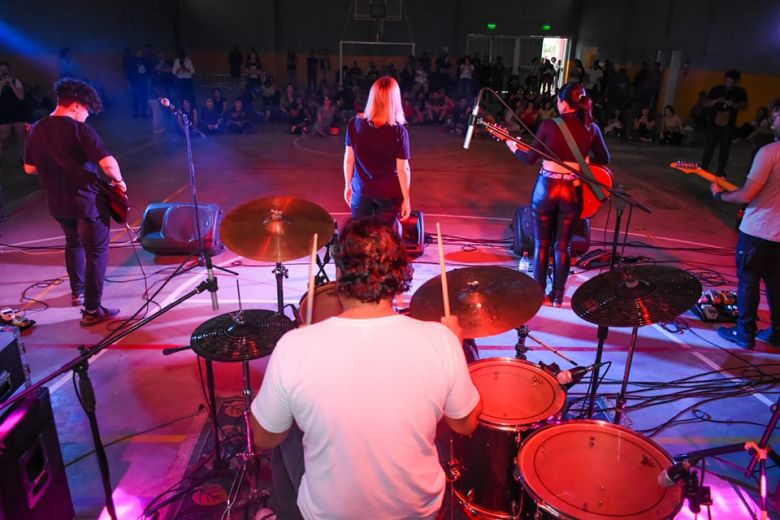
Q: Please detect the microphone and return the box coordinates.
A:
[205,255,219,311]
[160,97,181,114]
[657,459,696,488]
[462,89,485,150]
[556,362,605,386]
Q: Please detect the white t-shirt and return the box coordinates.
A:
[740,140,780,242]
[251,314,480,519]
[173,57,194,79]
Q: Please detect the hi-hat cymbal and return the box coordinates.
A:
[191,310,296,362]
[571,265,701,327]
[410,266,544,338]
[220,196,334,262]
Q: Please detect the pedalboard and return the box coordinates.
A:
[692,289,738,323]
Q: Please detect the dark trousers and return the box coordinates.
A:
[350,191,402,228]
[270,425,305,519]
[57,216,110,310]
[701,124,735,177]
[736,232,780,338]
[531,176,582,296]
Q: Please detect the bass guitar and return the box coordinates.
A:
[480,120,614,219]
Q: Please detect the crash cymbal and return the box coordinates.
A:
[410,266,544,338]
[221,196,334,262]
[571,265,701,327]
[191,310,296,362]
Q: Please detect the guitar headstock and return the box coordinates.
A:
[480,121,511,143]
[670,160,701,174]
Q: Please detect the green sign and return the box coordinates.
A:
[487,23,497,30]
[542,24,551,31]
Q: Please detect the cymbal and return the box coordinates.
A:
[191,310,296,362]
[571,265,701,327]
[220,196,334,262]
[410,266,544,338]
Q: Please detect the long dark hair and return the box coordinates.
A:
[558,81,593,128]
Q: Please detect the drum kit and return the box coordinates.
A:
[184,195,702,520]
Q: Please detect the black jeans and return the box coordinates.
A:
[701,124,735,177]
[531,175,582,296]
[736,231,780,339]
[57,216,110,310]
[351,191,402,228]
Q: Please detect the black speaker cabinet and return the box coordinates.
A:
[0,387,75,520]
[140,202,225,256]
[0,326,30,403]
[512,205,590,257]
[397,210,425,258]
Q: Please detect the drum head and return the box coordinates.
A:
[517,421,683,520]
[299,282,343,324]
[468,358,566,430]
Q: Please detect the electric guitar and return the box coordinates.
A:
[669,161,739,192]
[480,120,614,219]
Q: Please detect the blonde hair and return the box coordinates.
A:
[363,76,406,126]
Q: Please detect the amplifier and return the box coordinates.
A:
[0,327,30,403]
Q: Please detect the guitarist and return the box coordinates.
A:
[505,82,610,307]
[23,78,125,326]
[711,98,780,349]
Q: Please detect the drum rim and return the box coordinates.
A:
[451,486,519,520]
[468,357,567,430]
[515,420,684,520]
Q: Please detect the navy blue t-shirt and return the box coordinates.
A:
[24,116,112,219]
[345,117,410,198]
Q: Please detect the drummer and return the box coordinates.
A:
[250,218,482,518]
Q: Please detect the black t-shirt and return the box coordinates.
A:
[24,116,112,219]
[345,117,410,198]
[707,84,748,127]
[0,81,26,123]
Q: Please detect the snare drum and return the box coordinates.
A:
[517,420,684,520]
[451,358,567,519]
[298,282,343,324]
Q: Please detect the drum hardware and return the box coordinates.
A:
[571,266,701,424]
[514,325,529,360]
[313,222,338,286]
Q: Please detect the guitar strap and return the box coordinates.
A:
[552,117,607,202]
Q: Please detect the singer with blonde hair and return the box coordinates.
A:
[343,76,411,226]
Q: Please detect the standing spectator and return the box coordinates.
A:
[526,57,541,92]
[458,56,474,96]
[585,59,603,101]
[568,58,585,84]
[711,99,780,349]
[244,50,264,94]
[24,79,124,324]
[229,44,243,79]
[701,69,748,178]
[491,56,506,91]
[172,49,195,106]
[550,57,561,91]
[320,52,331,87]
[129,49,150,118]
[306,50,318,91]
[152,50,174,99]
[0,61,26,220]
[286,49,297,87]
[540,58,555,95]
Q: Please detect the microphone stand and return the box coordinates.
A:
[0,277,219,520]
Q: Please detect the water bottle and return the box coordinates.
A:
[518,251,531,274]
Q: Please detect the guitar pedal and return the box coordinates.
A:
[692,289,739,323]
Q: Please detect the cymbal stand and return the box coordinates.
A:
[314,222,338,286]
[223,360,270,519]
[514,325,529,360]
[272,263,289,312]
[613,326,639,424]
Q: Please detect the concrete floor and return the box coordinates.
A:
[0,99,778,519]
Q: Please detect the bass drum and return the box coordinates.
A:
[298,282,343,324]
[451,358,567,519]
[517,420,684,520]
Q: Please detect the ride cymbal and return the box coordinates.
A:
[220,196,334,262]
[191,310,296,362]
[410,266,544,338]
[571,265,701,327]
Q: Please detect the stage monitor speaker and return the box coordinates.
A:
[397,210,425,258]
[140,202,225,256]
[0,387,75,520]
[512,205,591,257]
[0,326,30,403]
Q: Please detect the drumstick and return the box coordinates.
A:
[436,223,451,319]
[305,233,318,326]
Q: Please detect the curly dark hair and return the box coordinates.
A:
[333,218,412,303]
[54,78,103,114]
